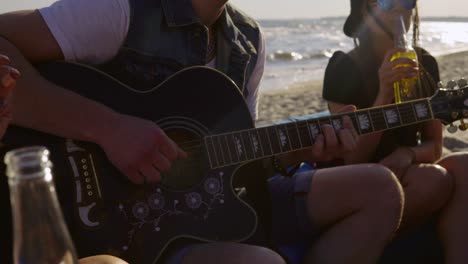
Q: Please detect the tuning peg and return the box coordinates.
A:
[438,81,445,89]
[459,120,468,131]
[458,78,467,88]
[447,124,458,133]
[447,80,457,89]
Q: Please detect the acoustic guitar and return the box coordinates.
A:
[3,61,468,263]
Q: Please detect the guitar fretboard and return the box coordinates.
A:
[204,98,433,169]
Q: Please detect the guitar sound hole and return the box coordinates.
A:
[161,129,206,191]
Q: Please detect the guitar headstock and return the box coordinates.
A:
[431,78,468,133]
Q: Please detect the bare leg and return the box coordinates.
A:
[304,164,404,264]
[397,164,452,232]
[437,152,468,264]
[182,242,285,264]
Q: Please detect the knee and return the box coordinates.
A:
[248,246,286,264]
[189,243,286,264]
[415,164,452,201]
[438,152,468,195]
[357,164,404,217]
[233,245,285,264]
[439,152,468,181]
[361,164,403,201]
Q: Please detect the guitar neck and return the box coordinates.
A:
[204,98,434,169]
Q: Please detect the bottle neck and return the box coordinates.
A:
[394,15,410,49]
[5,146,79,264]
[5,146,53,183]
[394,34,409,49]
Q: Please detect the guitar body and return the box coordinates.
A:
[3,63,259,263]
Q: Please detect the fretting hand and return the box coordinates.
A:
[295,105,359,162]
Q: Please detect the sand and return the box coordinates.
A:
[256,50,468,154]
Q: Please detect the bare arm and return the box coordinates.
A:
[0,10,186,184]
[413,120,443,163]
[0,10,118,144]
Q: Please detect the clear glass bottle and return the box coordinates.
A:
[390,15,420,103]
[5,146,79,264]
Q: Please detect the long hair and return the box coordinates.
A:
[412,2,420,48]
[353,2,436,99]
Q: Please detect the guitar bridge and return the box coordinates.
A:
[67,140,102,228]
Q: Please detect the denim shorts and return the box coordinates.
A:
[268,162,317,245]
[164,162,317,263]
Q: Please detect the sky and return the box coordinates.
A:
[1,0,468,19]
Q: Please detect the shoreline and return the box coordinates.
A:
[257,49,468,153]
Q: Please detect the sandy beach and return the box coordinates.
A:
[257,50,468,154]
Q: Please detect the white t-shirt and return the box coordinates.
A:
[39,0,265,120]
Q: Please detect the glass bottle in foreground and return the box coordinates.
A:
[5,146,79,264]
[391,15,420,103]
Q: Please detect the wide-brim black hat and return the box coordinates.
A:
[343,0,365,37]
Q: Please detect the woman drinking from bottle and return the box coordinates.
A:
[322,0,468,262]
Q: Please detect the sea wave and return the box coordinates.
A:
[267,50,334,61]
[259,18,468,91]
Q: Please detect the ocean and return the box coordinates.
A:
[260,17,468,91]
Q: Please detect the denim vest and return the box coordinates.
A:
[99,0,260,97]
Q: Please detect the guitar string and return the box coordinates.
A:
[174,108,453,150]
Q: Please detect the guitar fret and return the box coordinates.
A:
[240,130,255,160]
[395,105,403,125]
[232,132,247,161]
[267,126,282,155]
[410,101,419,121]
[382,106,402,128]
[286,122,302,150]
[367,110,376,131]
[355,111,373,134]
[249,129,264,158]
[257,127,273,157]
[226,133,240,164]
[294,122,303,147]
[319,117,331,128]
[350,113,362,135]
[306,119,321,142]
[381,108,389,129]
[213,135,225,167]
[412,100,432,121]
[219,135,229,166]
[369,109,386,131]
[222,134,233,165]
[296,121,313,147]
[330,115,344,131]
[205,136,219,168]
[276,124,292,152]
[397,103,417,125]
